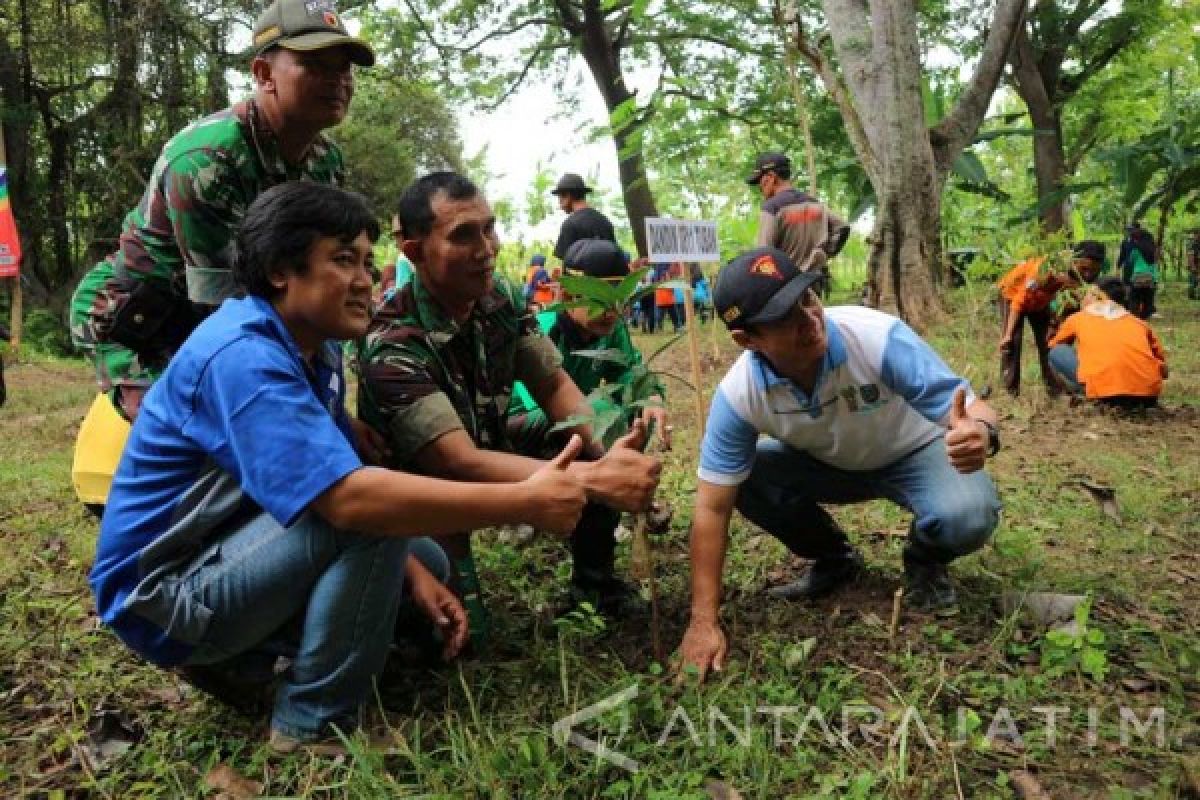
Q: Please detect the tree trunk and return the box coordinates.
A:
[813,0,1024,326]
[860,0,944,329]
[1029,105,1068,233]
[570,0,659,258]
[1009,26,1067,232]
[206,22,230,112]
[869,188,943,329]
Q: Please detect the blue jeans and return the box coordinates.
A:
[1048,344,1083,394]
[736,437,1000,564]
[178,510,448,740]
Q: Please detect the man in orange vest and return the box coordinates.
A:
[1048,277,1167,410]
[996,253,1084,396]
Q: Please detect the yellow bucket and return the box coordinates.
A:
[72,393,131,506]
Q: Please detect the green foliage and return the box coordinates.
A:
[19,309,74,357]
[1040,595,1109,683]
[546,267,686,447]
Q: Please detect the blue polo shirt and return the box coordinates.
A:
[90,295,363,666]
[699,306,973,484]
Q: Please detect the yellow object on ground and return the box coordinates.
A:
[72,393,131,506]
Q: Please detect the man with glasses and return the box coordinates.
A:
[747,152,849,298]
[679,247,1002,679]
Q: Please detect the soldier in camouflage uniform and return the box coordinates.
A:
[70,0,373,420]
[358,172,662,627]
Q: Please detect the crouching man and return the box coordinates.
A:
[679,247,1002,679]
[90,183,587,753]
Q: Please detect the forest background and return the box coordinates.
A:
[1,1,1199,797]
[1,0,1198,341]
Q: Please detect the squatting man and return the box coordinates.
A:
[679,246,1002,680]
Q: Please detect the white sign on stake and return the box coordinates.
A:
[644,217,720,263]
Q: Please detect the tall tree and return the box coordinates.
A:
[791,0,1025,327]
[1007,0,1163,232]
[404,0,764,257]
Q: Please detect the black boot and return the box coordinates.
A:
[902,544,958,611]
[766,549,863,600]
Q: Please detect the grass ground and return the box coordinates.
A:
[0,281,1197,798]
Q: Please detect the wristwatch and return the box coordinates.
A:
[978,419,1000,457]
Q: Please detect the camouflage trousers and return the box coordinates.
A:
[69,259,160,419]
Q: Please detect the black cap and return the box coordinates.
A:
[714,247,822,330]
[550,173,592,195]
[563,239,629,280]
[1072,240,1105,263]
[746,152,791,185]
[252,0,375,66]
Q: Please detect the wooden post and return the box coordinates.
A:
[707,263,721,361]
[683,287,706,438]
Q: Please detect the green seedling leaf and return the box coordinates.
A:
[615,266,651,301]
[645,331,688,365]
[560,272,625,308]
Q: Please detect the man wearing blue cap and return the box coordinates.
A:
[679,247,1002,679]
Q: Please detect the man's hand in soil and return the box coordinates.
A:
[677,616,727,683]
[579,419,661,512]
[522,434,589,534]
[407,558,469,662]
[945,388,989,474]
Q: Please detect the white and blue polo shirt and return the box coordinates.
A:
[90,295,363,666]
[699,306,974,485]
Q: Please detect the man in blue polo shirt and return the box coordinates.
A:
[679,247,1001,680]
[90,182,587,753]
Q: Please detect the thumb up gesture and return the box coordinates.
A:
[523,435,588,535]
[944,388,989,474]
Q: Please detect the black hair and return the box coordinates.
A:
[1096,276,1127,306]
[770,164,792,180]
[233,181,380,299]
[395,171,480,238]
[560,189,588,202]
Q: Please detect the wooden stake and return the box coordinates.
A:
[630,514,664,664]
[683,287,706,439]
[707,263,721,362]
[888,588,904,640]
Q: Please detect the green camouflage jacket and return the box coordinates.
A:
[356,273,562,467]
[70,99,343,389]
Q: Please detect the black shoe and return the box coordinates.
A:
[902,554,958,611]
[176,664,273,715]
[766,551,863,600]
[561,575,647,619]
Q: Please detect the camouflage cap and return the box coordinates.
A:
[252,0,375,66]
